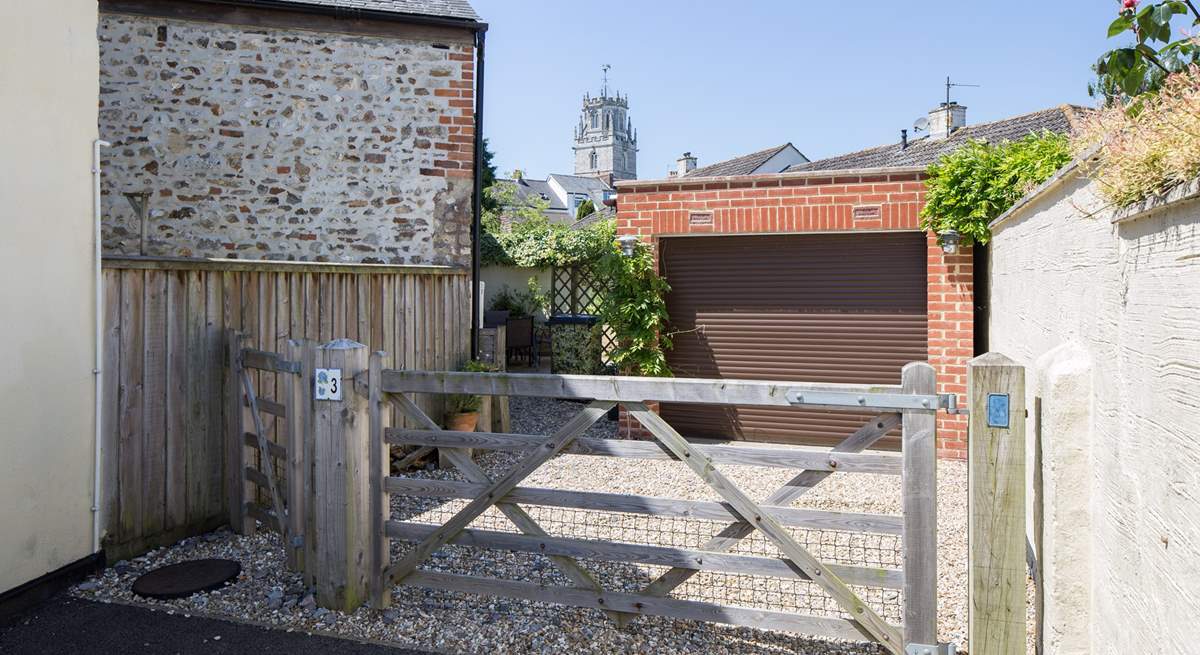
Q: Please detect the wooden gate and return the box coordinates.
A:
[234,337,950,654]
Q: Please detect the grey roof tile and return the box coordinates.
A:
[684,144,793,178]
[789,105,1085,172]
[274,0,479,22]
[501,177,566,211]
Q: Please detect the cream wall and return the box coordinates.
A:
[989,170,1200,653]
[482,265,551,320]
[0,3,100,592]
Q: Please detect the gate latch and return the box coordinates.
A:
[905,643,956,655]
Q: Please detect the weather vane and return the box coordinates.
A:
[602,64,611,96]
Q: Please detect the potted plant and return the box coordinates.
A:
[444,360,497,432]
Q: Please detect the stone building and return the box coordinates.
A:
[98,0,483,266]
[572,81,637,182]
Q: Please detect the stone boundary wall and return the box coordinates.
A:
[990,169,1200,653]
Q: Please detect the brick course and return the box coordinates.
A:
[615,170,972,458]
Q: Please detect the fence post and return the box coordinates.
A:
[225,329,254,535]
[284,339,315,572]
[311,339,371,611]
[968,352,1026,655]
[901,361,938,648]
[367,350,390,609]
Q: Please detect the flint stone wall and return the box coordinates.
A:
[99,12,475,265]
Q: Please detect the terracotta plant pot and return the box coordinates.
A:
[445,411,479,432]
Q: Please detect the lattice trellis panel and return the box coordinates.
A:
[551,264,606,316]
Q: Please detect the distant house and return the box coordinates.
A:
[670,143,808,178]
[616,102,1082,458]
[790,104,1080,171]
[501,172,614,225]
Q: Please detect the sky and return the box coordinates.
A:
[468,0,1115,180]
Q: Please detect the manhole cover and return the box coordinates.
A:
[131,559,241,600]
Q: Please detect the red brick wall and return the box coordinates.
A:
[614,169,971,459]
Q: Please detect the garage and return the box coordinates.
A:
[659,232,928,448]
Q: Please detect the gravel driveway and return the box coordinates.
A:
[73,397,972,654]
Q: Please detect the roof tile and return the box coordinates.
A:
[789,105,1085,172]
[277,0,479,22]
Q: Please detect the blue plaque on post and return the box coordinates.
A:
[986,393,1010,428]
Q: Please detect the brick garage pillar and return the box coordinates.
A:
[926,233,972,458]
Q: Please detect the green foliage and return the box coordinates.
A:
[480,180,615,268]
[446,359,497,415]
[575,198,595,220]
[1092,1,1200,101]
[595,241,672,377]
[488,277,548,319]
[920,132,1073,246]
[550,323,604,375]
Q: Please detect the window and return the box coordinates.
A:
[590,112,598,129]
[589,151,598,169]
[603,113,610,130]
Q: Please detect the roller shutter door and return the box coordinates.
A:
[659,232,927,449]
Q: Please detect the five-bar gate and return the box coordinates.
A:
[230,337,950,655]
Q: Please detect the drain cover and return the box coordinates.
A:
[131,559,241,600]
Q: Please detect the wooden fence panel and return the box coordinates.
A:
[99,259,469,561]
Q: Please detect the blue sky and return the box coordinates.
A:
[469,0,1115,180]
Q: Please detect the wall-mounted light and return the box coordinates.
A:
[617,235,639,258]
[938,229,962,255]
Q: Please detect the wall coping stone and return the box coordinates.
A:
[1110,174,1200,225]
[103,256,467,276]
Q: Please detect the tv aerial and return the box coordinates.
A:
[911,76,980,134]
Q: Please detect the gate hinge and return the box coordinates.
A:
[938,393,969,415]
[905,642,956,655]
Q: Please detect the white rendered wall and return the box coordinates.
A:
[0,3,100,592]
[989,171,1200,653]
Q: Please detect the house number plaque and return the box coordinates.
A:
[315,368,342,401]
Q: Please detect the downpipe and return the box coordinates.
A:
[92,138,110,554]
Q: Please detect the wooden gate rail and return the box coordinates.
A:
[227,330,310,571]
[359,362,941,654]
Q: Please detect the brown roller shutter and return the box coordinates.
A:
[659,232,927,449]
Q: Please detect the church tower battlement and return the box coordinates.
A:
[573,66,637,181]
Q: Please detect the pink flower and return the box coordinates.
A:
[1123,0,1138,9]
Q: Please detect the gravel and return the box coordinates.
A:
[74,397,981,654]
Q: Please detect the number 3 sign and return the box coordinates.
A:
[315,368,342,401]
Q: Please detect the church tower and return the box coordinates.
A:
[573,66,637,181]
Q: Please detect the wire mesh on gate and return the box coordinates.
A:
[391,493,905,625]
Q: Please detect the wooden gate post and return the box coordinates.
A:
[901,361,938,648]
[311,339,371,612]
[284,339,316,573]
[225,329,254,535]
[968,352,1026,655]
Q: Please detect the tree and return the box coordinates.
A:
[1092,0,1200,101]
[575,198,595,220]
[480,138,499,213]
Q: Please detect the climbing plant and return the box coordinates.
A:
[595,240,672,377]
[920,132,1072,246]
[480,181,614,268]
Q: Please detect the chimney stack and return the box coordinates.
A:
[900,129,908,150]
[676,152,698,176]
[927,102,967,140]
